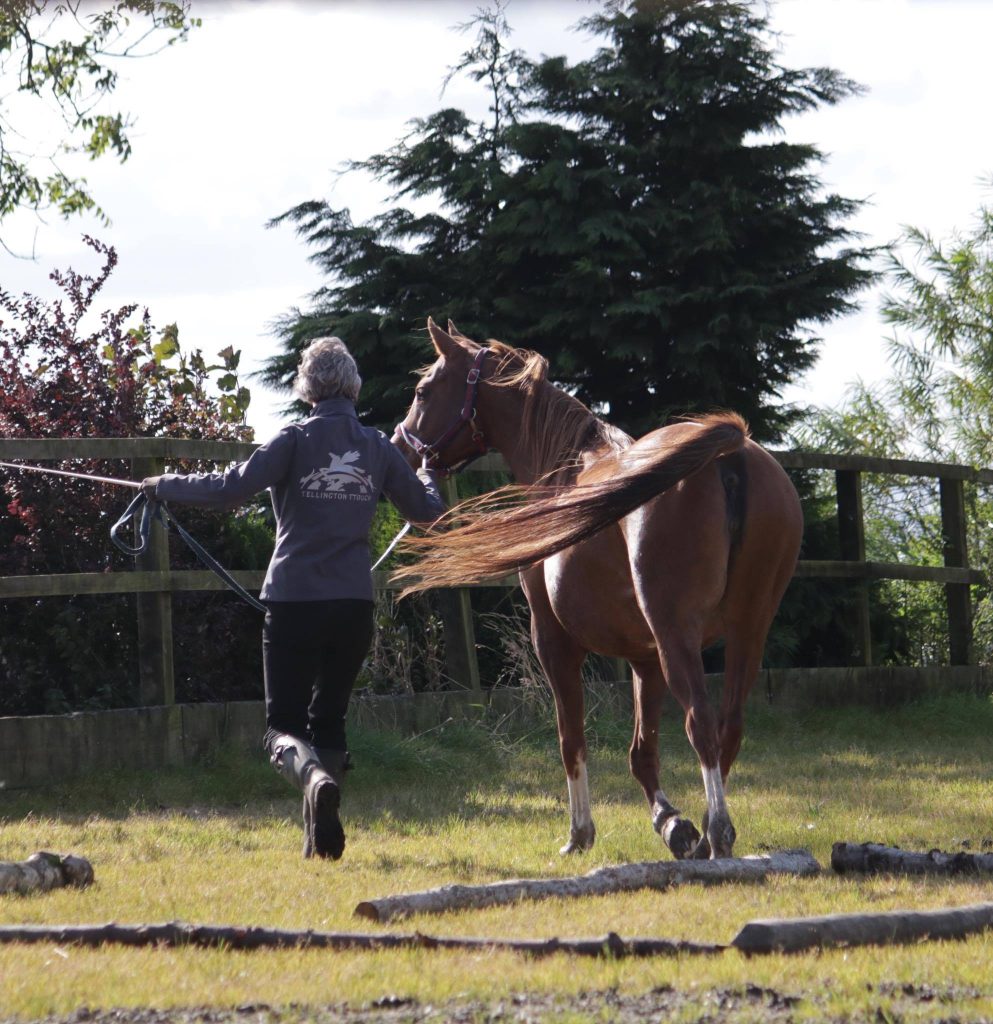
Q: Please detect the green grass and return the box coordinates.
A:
[1,695,993,1021]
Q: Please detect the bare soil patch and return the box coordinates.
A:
[11,983,991,1024]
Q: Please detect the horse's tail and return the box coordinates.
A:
[393,412,748,597]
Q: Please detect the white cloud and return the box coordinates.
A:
[772,0,993,401]
[2,0,990,439]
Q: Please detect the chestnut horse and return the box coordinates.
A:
[392,319,802,859]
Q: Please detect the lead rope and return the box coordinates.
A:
[111,493,267,613]
[0,460,267,614]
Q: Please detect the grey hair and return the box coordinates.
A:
[293,337,362,404]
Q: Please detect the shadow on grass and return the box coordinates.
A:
[0,694,990,841]
[0,716,511,825]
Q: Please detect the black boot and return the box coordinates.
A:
[315,749,350,859]
[316,748,350,783]
[269,734,344,861]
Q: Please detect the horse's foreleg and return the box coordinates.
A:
[629,660,701,860]
[545,675,594,854]
[524,580,594,855]
[560,743,594,855]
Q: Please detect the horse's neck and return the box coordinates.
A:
[490,380,619,485]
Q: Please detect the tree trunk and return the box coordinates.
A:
[0,852,94,895]
[831,842,993,876]
[733,902,993,955]
[0,921,721,958]
[354,849,821,923]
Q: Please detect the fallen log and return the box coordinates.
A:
[5,901,990,958]
[832,842,993,876]
[0,921,723,958]
[732,901,993,955]
[0,852,94,896]
[354,849,821,923]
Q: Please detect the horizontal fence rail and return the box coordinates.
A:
[0,437,260,461]
[0,437,987,705]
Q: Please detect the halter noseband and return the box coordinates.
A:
[395,347,489,476]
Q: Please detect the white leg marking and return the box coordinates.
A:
[567,760,592,833]
[651,788,677,818]
[650,787,680,833]
[701,765,728,821]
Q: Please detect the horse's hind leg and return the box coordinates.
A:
[718,626,769,783]
[629,659,701,860]
[719,551,798,782]
[656,636,737,859]
[682,633,760,860]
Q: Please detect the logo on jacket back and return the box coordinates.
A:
[300,450,374,502]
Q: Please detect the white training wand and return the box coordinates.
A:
[0,461,141,489]
[371,522,411,571]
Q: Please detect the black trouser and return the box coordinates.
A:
[262,599,375,754]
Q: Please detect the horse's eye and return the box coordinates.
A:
[415,386,427,401]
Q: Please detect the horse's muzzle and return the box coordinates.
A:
[391,426,421,469]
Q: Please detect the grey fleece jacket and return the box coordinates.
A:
[154,397,445,602]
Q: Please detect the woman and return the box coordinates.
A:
[142,337,445,860]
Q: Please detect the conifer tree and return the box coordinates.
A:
[264,0,874,441]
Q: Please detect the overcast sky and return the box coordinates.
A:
[2,0,992,442]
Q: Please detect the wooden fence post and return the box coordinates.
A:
[939,476,972,665]
[437,476,482,695]
[611,658,631,683]
[131,456,175,706]
[835,469,871,667]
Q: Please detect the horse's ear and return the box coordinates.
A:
[448,320,470,341]
[427,316,466,358]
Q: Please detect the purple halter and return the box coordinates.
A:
[395,347,489,476]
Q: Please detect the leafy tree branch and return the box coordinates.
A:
[0,0,199,252]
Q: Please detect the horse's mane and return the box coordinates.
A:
[485,340,628,480]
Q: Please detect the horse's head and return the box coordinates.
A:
[392,318,491,474]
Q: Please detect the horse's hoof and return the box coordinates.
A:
[559,823,595,855]
[707,816,737,859]
[662,816,701,860]
[689,836,712,859]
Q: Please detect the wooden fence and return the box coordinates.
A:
[778,450,986,668]
[0,437,987,710]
